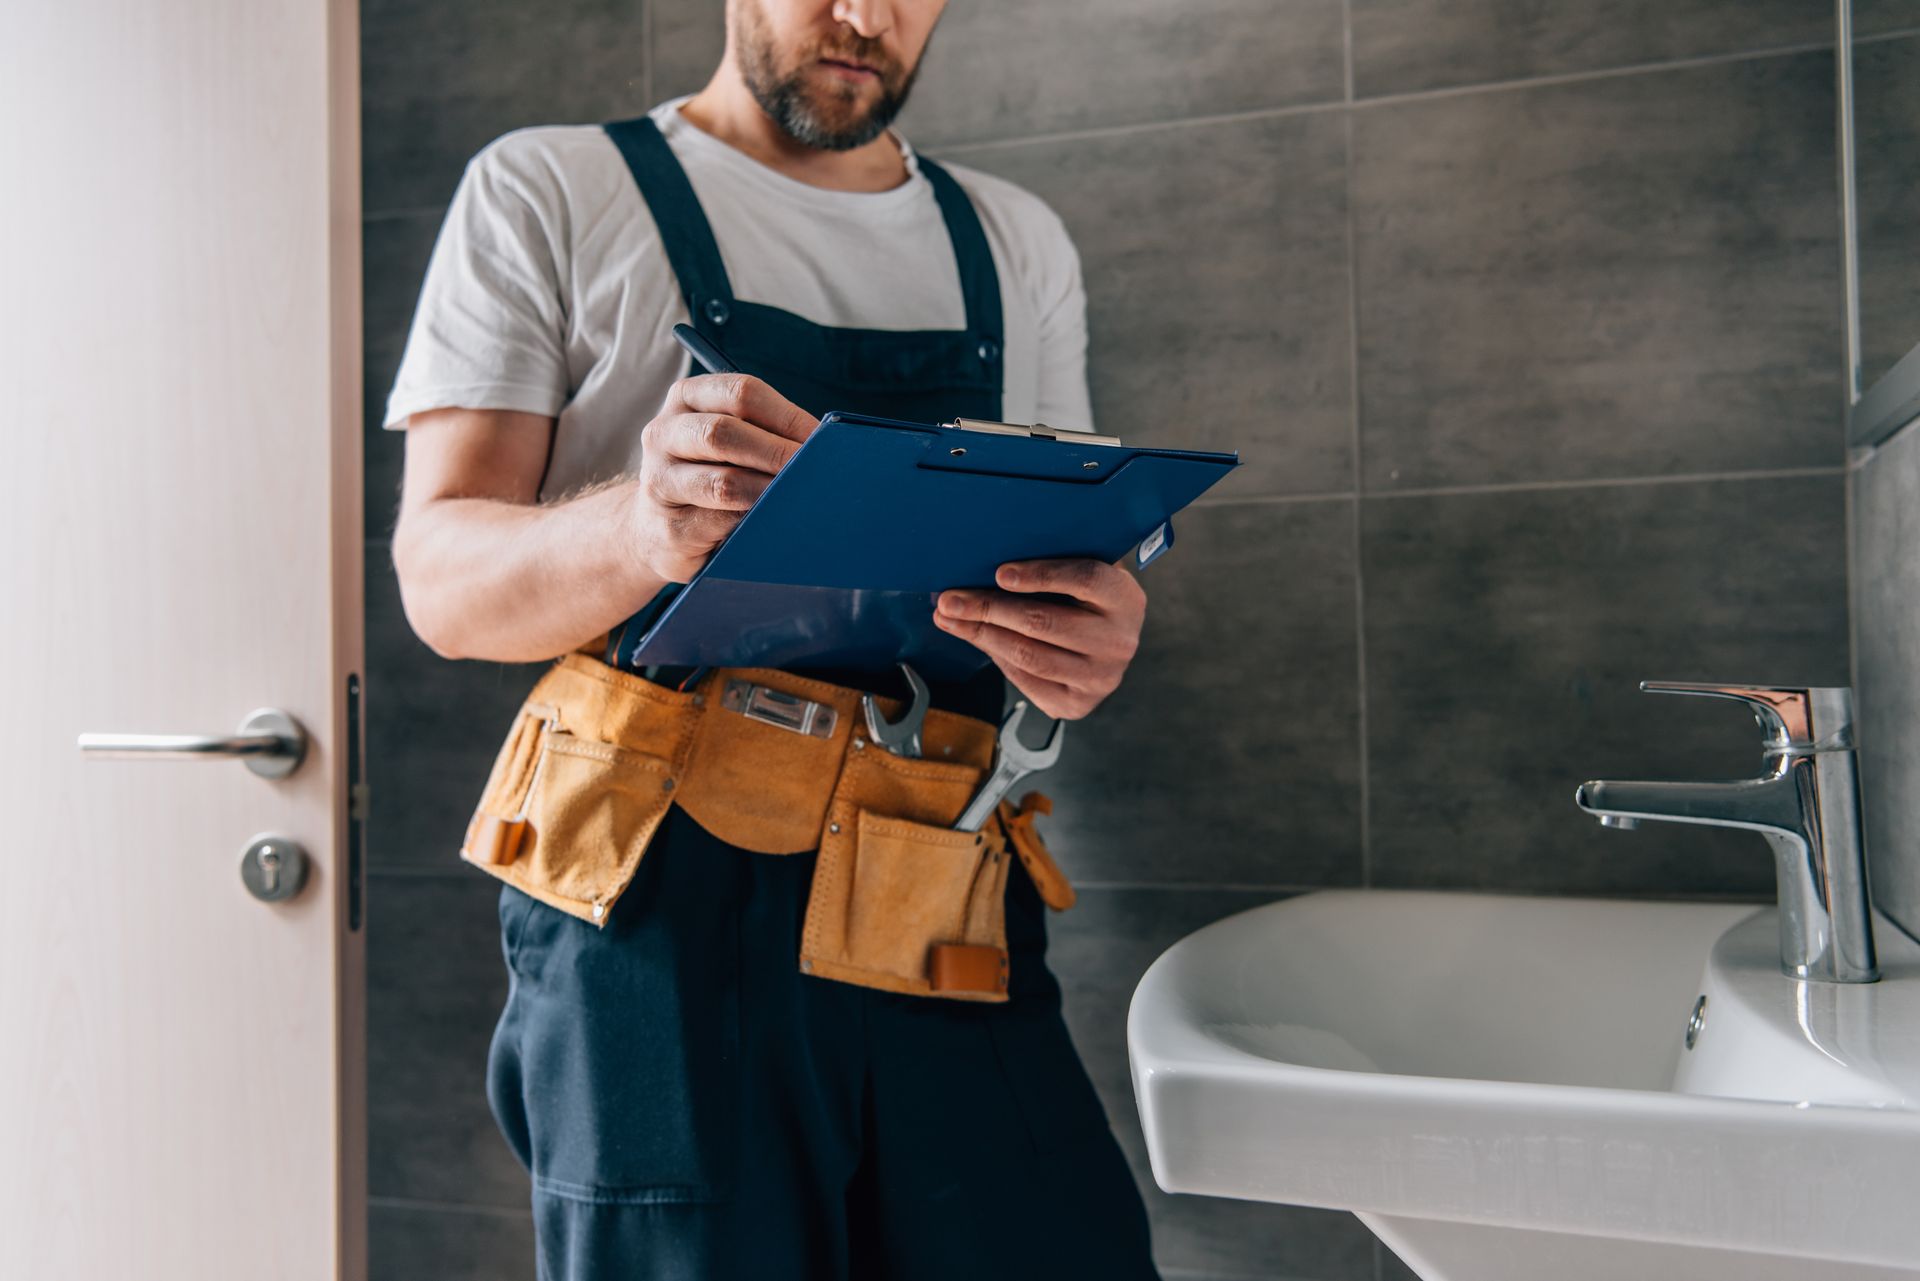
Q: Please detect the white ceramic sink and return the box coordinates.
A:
[1128,890,1920,1280]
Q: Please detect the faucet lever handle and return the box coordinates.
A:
[1639,681,1853,753]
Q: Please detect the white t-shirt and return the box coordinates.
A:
[383,96,1093,501]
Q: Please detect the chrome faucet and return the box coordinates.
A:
[1575,682,1878,984]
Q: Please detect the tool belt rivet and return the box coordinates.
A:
[853,738,867,751]
[662,777,675,791]
[828,822,841,835]
[800,959,814,973]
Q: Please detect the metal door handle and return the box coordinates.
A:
[78,708,307,779]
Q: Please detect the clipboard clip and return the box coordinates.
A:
[942,417,1124,448]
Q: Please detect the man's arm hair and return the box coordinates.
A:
[390,407,668,663]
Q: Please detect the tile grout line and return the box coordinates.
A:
[368,1194,530,1220]
[641,0,655,110]
[930,36,1852,160]
[1857,25,1920,46]
[1339,0,1372,895]
[363,204,447,225]
[1070,881,1775,902]
[369,865,483,880]
[1191,491,1353,509]
[1344,35,1842,112]
[1072,880,1342,894]
[1366,465,1845,500]
[1846,464,1859,718]
[1187,465,1848,512]
[1340,0,1355,106]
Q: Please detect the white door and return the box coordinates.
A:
[0,1,366,1278]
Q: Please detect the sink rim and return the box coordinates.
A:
[1128,887,1920,1270]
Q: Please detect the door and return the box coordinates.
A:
[0,1,366,1278]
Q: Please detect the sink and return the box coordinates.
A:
[1127,890,1920,1280]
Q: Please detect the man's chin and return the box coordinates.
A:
[791,92,891,144]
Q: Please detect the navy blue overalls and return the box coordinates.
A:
[483,114,1160,1281]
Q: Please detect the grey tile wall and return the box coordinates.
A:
[364,3,1858,1279]
[956,113,1354,500]
[893,0,1346,146]
[370,1202,535,1281]
[362,0,651,213]
[1853,34,1920,390]
[1351,0,1843,98]
[363,213,444,539]
[1364,475,1850,895]
[367,875,530,1207]
[366,547,544,871]
[1352,51,1842,491]
[1035,499,1363,888]
[1855,421,1920,942]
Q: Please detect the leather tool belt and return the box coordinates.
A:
[459,652,1077,1003]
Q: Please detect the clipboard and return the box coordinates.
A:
[607,412,1240,681]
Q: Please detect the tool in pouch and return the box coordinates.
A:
[954,700,1064,831]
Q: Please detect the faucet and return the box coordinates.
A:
[1575,681,1878,984]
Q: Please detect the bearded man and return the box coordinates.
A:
[385,1,1158,1276]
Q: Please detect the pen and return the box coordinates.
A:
[672,322,740,375]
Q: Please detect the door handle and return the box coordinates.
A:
[77,708,308,779]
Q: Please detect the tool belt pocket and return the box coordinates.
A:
[800,747,1014,1002]
[461,702,678,926]
[801,806,1013,1002]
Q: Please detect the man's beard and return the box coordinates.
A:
[735,1,922,151]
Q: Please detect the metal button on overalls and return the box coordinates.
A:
[482,114,1159,1281]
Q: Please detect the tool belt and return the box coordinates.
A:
[458,652,1076,1003]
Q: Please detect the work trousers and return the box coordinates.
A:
[485,803,1160,1280]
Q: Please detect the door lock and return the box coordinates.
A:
[240,835,308,903]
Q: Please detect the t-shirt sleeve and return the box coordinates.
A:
[381,136,571,429]
[1030,205,1095,435]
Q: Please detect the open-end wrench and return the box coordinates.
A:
[953,700,1064,831]
[861,663,930,758]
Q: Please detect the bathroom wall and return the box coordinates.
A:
[361,4,1875,1278]
[1850,29,1920,946]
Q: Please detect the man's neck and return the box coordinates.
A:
[677,65,910,194]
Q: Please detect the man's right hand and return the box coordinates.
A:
[631,373,820,583]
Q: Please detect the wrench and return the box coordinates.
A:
[953,700,1064,831]
[861,663,930,758]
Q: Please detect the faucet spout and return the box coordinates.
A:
[1574,774,1802,836]
[1573,682,1878,984]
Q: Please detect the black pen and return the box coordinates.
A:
[672,322,740,375]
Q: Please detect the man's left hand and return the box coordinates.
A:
[932,558,1146,721]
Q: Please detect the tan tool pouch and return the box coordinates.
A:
[457,653,1076,1000]
[459,656,696,925]
[799,738,1016,1002]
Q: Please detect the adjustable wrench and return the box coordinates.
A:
[861,662,930,758]
[953,700,1064,831]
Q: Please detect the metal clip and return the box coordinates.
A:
[721,679,839,739]
[942,417,1123,447]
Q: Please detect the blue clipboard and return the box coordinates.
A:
[607,412,1240,681]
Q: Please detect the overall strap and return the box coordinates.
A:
[603,116,736,325]
[916,156,1004,363]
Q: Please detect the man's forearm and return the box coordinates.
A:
[392,480,668,664]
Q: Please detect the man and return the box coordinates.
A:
[386,1,1157,1276]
